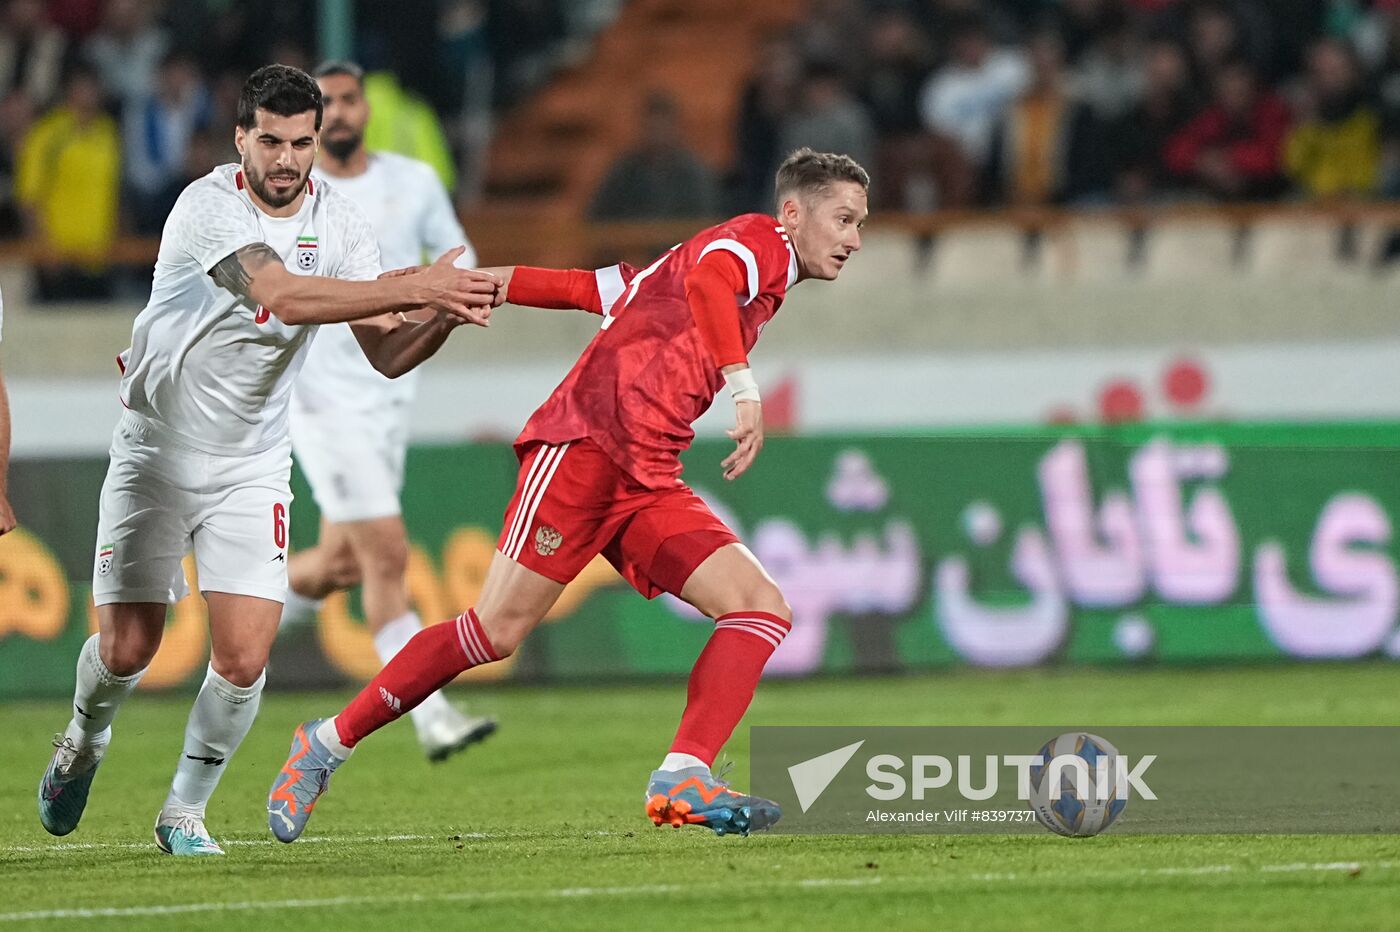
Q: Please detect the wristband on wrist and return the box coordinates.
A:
[724,368,760,403]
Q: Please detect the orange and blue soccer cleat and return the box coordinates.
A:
[267,719,343,843]
[644,765,782,837]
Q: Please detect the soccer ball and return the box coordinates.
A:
[1027,732,1128,837]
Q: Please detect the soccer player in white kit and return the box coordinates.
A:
[36,64,501,855]
[280,61,496,761]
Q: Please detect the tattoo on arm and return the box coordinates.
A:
[209,243,280,298]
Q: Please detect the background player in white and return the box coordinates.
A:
[36,64,500,855]
[280,61,495,761]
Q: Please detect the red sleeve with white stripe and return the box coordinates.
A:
[507,264,638,316]
[684,250,748,369]
[693,219,790,306]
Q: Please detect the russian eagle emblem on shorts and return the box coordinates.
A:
[534,526,563,557]
[97,544,114,576]
[296,236,319,271]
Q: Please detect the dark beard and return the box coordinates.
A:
[323,131,362,163]
[244,162,307,208]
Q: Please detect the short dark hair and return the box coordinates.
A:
[774,148,869,208]
[237,64,323,131]
[312,59,365,86]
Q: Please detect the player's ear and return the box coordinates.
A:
[779,195,801,229]
[234,125,246,157]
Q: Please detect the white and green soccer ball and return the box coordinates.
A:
[1027,732,1129,837]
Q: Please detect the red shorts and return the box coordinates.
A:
[496,438,738,599]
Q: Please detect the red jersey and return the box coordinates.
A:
[516,213,798,489]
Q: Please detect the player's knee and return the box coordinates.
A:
[768,593,793,624]
[99,630,160,676]
[746,584,791,623]
[209,653,267,689]
[707,579,791,623]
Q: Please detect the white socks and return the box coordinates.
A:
[658,753,709,773]
[315,717,354,760]
[164,665,264,817]
[65,634,144,749]
[373,612,454,729]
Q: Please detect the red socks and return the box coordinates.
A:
[669,611,791,765]
[333,606,790,763]
[336,610,498,747]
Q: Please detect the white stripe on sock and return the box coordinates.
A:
[715,622,783,648]
[454,613,474,663]
[717,616,790,639]
[461,613,492,665]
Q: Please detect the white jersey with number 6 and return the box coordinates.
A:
[117,164,382,455]
[296,151,475,416]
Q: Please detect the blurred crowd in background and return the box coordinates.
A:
[0,0,613,297]
[605,0,1400,219]
[7,0,1400,296]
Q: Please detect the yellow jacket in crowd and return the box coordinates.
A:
[1285,106,1381,198]
[16,106,120,263]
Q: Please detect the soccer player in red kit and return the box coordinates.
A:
[268,148,868,840]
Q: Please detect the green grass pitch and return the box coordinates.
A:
[3,664,1399,930]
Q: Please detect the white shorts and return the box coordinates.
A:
[92,411,293,605]
[289,404,408,524]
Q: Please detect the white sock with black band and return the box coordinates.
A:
[164,665,264,816]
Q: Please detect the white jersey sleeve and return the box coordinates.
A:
[165,177,265,273]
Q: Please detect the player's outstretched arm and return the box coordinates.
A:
[347,265,477,378]
[485,265,605,314]
[210,244,500,326]
[348,311,462,379]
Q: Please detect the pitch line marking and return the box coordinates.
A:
[2,861,1397,922]
[0,878,885,922]
[0,829,628,855]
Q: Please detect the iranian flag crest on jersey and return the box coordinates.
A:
[296,236,318,271]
